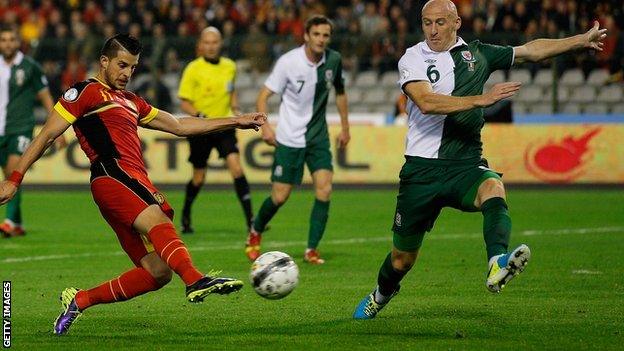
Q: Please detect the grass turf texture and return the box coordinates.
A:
[2,189,623,350]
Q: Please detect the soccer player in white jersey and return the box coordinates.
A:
[354,0,607,319]
[245,15,350,265]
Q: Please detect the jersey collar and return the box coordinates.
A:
[422,37,467,53]
[299,45,326,67]
[92,76,112,89]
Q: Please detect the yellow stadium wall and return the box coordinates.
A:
[25,124,623,184]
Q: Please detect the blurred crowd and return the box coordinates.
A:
[1,0,624,103]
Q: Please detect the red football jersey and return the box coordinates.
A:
[54,78,159,176]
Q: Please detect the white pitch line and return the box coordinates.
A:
[2,226,623,264]
[572,270,603,275]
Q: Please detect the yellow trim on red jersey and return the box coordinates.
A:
[83,102,124,117]
[140,107,159,125]
[54,102,77,124]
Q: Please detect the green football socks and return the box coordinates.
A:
[6,187,21,224]
[377,252,407,297]
[253,196,280,233]
[481,197,511,260]
[307,199,329,249]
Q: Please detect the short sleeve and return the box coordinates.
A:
[54,82,98,124]
[134,94,159,125]
[177,64,196,101]
[31,61,48,92]
[333,59,345,95]
[397,50,429,92]
[264,56,288,94]
[478,41,514,72]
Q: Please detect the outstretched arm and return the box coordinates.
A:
[144,109,266,137]
[0,111,71,204]
[37,88,68,149]
[256,86,277,146]
[514,21,607,64]
[404,81,521,115]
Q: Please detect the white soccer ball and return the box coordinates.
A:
[250,251,299,300]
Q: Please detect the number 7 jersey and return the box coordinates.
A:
[264,45,345,148]
[398,37,514,160]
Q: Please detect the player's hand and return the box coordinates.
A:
[0,181,18,206]
[584,21,607,51]
[337,129,350,149]
[54,135,68,150]
[479,82,521,107]
[235,112,267,131]
[261,125,277,147]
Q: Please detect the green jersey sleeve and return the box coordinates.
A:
[31,61,48,92]
[333,59,345,94]
[478,41,514,72]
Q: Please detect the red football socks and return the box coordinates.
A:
[146,223,203,285]
[75,267,160,310]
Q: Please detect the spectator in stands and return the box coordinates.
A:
[242,22,271,72]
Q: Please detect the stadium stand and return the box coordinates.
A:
[0,0,622,117]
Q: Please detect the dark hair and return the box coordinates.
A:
[304,15,333,34]
[100,34,142,58]
[0,24,18,35]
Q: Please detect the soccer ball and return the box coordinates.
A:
[250,251,299,300]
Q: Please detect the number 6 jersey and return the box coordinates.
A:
[398,37,514,160]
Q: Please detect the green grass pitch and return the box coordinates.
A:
[2,189,623,350]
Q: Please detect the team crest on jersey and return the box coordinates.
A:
[461,51,476,71]
[325,70,333,81]
[63,88,79,102]
[15,69,25,86]
[461,51,475,62]
[152,192,166,205]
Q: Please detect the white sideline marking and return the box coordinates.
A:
[572,270,603,275]
[2,226,623,264]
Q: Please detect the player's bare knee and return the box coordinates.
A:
[191,173,205,186]
[272,192,290,206]
[477,178,506,206]
[315,183,332,201]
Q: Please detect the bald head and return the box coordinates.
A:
[201,26,222,40]
[198,26,222,60]
[422,0,458,18]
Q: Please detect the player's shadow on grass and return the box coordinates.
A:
[182,318,453,339]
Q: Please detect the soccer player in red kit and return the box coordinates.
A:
[0,34,266,335]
